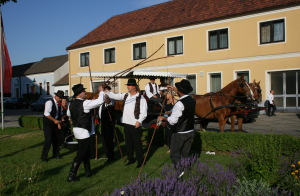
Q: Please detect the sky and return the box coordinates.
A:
[2,0,169,66]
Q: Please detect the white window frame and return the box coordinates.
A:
[187,73,197,94]
[165,35,184,56]
[206,27,230,52]
[103,47,116,65]
[207,71,222,93]
[79,51,90,68]
[131,41,147,62]
[233,69,251,83]
[257,17,286,46]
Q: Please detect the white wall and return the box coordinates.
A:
[54,85,69,96]
[11,73,55,98]
[54,61,69,83]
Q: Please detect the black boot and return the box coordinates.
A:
[67,162,80,182]
[272,110,276,116]
[84,159,93,178]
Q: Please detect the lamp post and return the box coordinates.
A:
[32,78,36,102]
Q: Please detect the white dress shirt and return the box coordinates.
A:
[67,91,105,139]
[99,92,115,119]
[167,95,194,134]
[145,83,160,98]
[44,98,59,119]
[106,91,147,126]
[267,93,274,104]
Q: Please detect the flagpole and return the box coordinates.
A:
[0,6,3,130]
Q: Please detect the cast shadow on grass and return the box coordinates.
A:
[0,141,44,159]
[205,128,248,133]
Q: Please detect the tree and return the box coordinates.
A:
[0,0,17,5]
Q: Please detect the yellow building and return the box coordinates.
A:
[67,0,300,112]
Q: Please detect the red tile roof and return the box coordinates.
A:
[67,0,299,50]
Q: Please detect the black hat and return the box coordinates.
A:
[125,78,137,86]
[54,90,66,99]
[149,76,156,80]
[104,85,111,90]
[175,79,193,94]
[72,84,86,96]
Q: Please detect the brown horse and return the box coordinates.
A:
[229,80,262,132]
[191,75,253,132]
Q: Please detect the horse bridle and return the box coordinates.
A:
[237,79,253,100]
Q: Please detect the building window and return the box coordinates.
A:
[260,19,285,44]
[210,73,221,92]
[80,52,89,67]
[209,29,228,50]
[65,90,68,96]
[26,84,29,94]
[104,48,115,64]
[39,83,42,95]
[186,74,196,94]
[46,82,50,95]
[167,36,183,55]
[133,42,146,60]
[237,71,249,83]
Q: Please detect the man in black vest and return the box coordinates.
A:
[41,90,65,163]
[99,86,115,161]
[145,76,162,105]
[66,84,105,182]
[158,79,196,177]
[105,79,147,168]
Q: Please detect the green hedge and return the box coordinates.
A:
[18,115,300,155]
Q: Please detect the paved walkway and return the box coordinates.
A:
[194,112,300,137]
[1,108,300,137]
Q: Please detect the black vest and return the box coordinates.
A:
[173,95,196,133]
[69,99,92,132]
[43,99,60,125]
[101,102,115,122]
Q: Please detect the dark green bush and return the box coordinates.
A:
[18,115,40,129]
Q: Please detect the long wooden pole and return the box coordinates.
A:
[136,78,170,181]
[86,56,98,160]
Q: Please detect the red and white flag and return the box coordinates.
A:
[0,15,12,94]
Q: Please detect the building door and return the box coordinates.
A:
[270,70,299,112]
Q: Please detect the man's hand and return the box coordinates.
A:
[98,85,104,92]
[157,116,164,121]
[54,119,59,125]
[57,123,61,130]
[153,95,157,98]
[135,121,141,128]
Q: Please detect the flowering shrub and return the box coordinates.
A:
[108,155,289,196]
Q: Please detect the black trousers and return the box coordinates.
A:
[268,101,276,115]
[170,131,195,167]
[101,120,115,159]
[41,122,60,159]
[124,124,144,163]
[73,136,92,164]
[165,126,173,148]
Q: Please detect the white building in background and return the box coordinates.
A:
[11,54,69,98]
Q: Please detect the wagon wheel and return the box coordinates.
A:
[148,119,166,129]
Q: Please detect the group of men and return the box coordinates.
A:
[41,77,196,182]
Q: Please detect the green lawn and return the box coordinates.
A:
[0,127,233,196]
